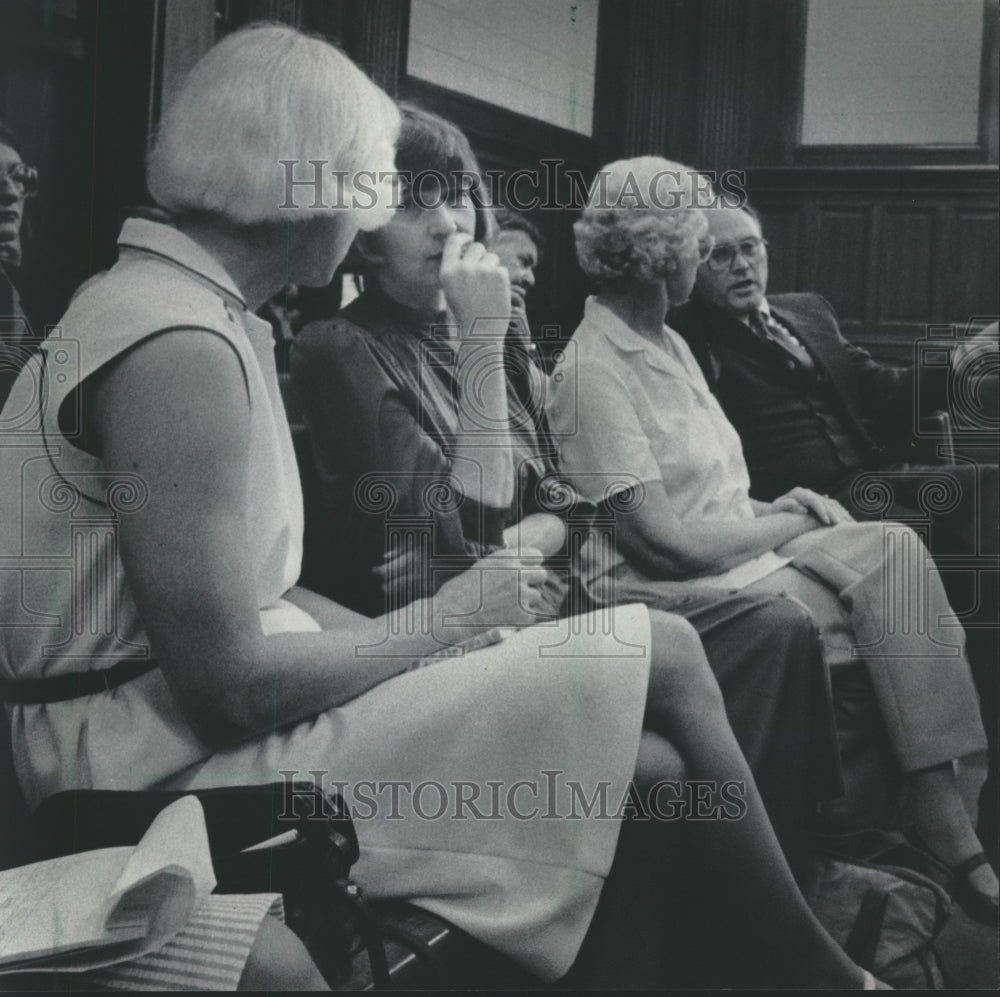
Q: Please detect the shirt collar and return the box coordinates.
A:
[731,298,771,327]
[584,296,669,355]
[116,217,247,310]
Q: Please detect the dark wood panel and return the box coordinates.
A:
[755,208,801,294]
[748,167,998,359]
[809,207,870,323]
[0,0,156,329]
[877,208,935,323]
[343,0,407,97]
[695,0,753,169]
[944,209,1000,321]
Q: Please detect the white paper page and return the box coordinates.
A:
[107,796,216,909]
[0,796,218,974]
[0,848,141,967]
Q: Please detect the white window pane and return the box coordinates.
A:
[407,0,599,136]
[801,0,983,146]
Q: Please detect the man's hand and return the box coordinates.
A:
[767,487,854,525]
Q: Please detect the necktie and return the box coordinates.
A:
[751,309,814,369]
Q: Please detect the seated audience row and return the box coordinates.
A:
[3,22,997,989]
[0,23,898,990]
[290,109,996,926]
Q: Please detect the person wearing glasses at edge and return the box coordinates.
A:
[546,157,997,928]
[0,28,894,991]
[667,203,1000,882]
[0,121,38,410]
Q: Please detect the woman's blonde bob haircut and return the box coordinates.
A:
[574,156,709,286]
[147,23,400,226]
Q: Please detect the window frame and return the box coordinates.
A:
[786,0,998,166]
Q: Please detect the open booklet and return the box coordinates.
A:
[0,795,217,974]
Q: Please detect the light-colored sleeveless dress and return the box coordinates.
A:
[0,219,652,980]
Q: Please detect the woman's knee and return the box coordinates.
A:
[238,916,329,991]
[647,610,724,710]
[648,610,705,665]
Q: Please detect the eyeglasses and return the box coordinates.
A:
[1,162,39,198]
[704,236,767,271]
[696,235,716,264]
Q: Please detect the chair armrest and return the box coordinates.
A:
[868,408,955,466]
[914,409,955,465]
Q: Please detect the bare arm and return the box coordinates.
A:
[615,479,822,580]
[90,331,546,748]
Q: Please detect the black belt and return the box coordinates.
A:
[0,659,159,705]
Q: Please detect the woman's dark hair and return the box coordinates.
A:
[492,207,545,257]
[393,104,492,243]
[346,104,493,273]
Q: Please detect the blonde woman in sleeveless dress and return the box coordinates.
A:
[0,25,884,989]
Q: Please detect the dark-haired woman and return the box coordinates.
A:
[292,105,848,851]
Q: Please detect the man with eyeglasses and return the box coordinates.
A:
[668,203,1000,861]
[0,121,38,410]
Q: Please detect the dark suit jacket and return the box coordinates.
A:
[667,293,947,497]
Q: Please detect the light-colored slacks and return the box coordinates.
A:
[748,521,987,773]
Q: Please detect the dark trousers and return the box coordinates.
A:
[589,571,843,850]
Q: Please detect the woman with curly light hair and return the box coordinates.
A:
[550,156,997,927]
[0,34,899,990]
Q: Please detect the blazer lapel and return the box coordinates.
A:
[769,300,877,448]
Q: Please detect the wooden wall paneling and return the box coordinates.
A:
[161,0,216,115]
[756,206,803,294]
[298,0,347,45]
[215,2,347,51]
[746,0,806,167]
[930,203,950,325]
[614,0,697,162]
[89,0,160,278]
[746,168,997,360]
[621,0,674,158]
[944,207,1000,322]
[877,207,936,325]
[343,0,408,97]
[0,3,94,329]
[1,1,159,326]
[590,0,629,157]
[864,202,882,344]
[810,204,871,337]
[694,0,753,171]
[216,0,299,29]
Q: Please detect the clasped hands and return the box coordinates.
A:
[764,487,854,526]
[377,543,562,642]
